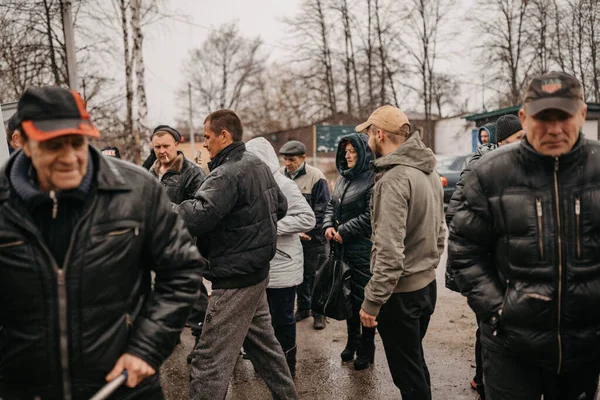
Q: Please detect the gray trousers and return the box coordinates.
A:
[189,277,299,400]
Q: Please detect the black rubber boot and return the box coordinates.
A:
[341,318,361,362]
[285,346,297,377]
[354,326,375,371]
[313,314,326,330]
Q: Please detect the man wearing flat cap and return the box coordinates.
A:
[449,72,600,399]
[358,105,445,400]
[279,140,331,330]
[0,86,203,399]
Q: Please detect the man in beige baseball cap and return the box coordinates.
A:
[358,105,445,399]
[356,105,412,158]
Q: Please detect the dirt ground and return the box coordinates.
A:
[160,245,486,399]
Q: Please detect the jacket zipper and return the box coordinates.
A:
[49,190,58,219]
[575,197,581,259]
[0,240,25,249]
[536,199,544,259]
[554,158,563,374]
[56,197,97,400]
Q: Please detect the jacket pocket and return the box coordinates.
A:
[536,198,544,260]
[575,196,581,259]
[91,220,141,238]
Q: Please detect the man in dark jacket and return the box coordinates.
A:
[0,87,203,400]
[280,140,331,329]
[178,110,299,400]
[445,114,523,399]
[149,124,208,361]
[449,71,600,399]
[149,125,206,204]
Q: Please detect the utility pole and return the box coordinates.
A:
[188,83,196,159]
[61,0,79,91]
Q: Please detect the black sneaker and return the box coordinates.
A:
[295,309,311,322]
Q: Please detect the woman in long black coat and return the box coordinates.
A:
[323,132,376,371]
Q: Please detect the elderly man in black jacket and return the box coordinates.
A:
[178,109,298,400]
[0,87,203,400]
[449,72,600,400]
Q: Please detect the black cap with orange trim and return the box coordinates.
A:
[16,86,101,142]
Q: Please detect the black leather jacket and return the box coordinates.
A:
[150,152,205,204]
[178,142,288,289]
[449,135,600,373]
[0,148,203,400]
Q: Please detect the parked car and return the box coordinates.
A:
[435,154,473,211]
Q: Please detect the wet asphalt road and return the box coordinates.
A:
[161,246,486,399]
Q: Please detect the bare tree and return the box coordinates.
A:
[182,22,264,119]
[401,0,456,148]
[285,0,338,115]
[119,0,136,160]
[130,0,149,159]
[474,0,532,106]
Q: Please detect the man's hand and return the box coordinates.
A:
[333,232,344,244]
[360,309,378,328]
[106,353,156,388]
[325,228,337,241]
[299,233,312,241]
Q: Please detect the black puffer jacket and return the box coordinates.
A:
[323,133,375,312]
[449,135,600,373]
[445,143,495,291]
[178,142,288,289]
[0,148,203,400]
[149,152,206,204]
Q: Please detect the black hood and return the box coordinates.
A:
[335,132,373,180]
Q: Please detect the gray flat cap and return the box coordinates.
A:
[279,140,307,156]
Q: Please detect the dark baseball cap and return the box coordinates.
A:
[523,71,584,116]
[16,86,100,142]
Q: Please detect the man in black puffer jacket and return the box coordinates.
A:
[449,72,600,399]
[177,110,299,400]
[0,87,203,400]
[445,115,524,398]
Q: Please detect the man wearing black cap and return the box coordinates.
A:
[449,72,600,399]
[150,125,206,204]
[0,86,203,399]
[149,124,208,361]
[279,140,331,330]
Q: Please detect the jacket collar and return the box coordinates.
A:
[285,162,307,180]
[519,133,584,168]
[150,151,185,176]
[208,141,245,171]
[0,146,132,203]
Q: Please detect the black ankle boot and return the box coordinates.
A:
[285,346,297,377]
[354,327,375,371]
[341,342,357,362]
[341,318,361,361]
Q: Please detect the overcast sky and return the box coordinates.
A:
[141,0,480,127]
[142,0,299,127]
